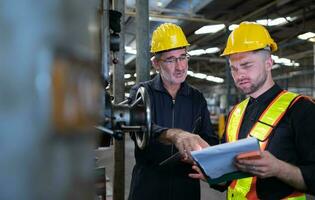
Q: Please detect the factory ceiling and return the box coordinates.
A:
[121,0,315,95]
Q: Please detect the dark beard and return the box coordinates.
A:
[237,73,267,95]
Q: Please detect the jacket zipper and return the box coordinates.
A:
[171,99,175,155]
[169,98,175,200]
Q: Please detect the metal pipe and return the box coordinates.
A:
[127,6,201,16]
[95,125,114,135]
[285,49,313,60]
[126,10,222,24]
[273,69,314,80]
[136,0,150,83]
[189,56,226,63]
[231,0,279,24]
[101,0,110,82]
[313,44,315,97]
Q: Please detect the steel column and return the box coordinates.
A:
[136,0,150,83]
[113,0,125,200]
[101,0,110,81]
[313,44,315,97]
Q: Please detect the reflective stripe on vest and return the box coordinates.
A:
[226,91,305,200]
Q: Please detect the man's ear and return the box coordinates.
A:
[151,56,160,71]
[265,55,273,71]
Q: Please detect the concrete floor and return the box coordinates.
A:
[96,137,314,200]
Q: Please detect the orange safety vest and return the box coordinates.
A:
[226,90,306,200]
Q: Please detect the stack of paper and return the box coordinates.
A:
[191,137,260,184]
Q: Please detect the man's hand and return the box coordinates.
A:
[189,165,228,187]
[189,165,206,181]
[235,150,307,191]
[235,150,280,178]
[159,128,209,161]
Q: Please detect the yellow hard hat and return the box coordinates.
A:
[221,21,277,56]
[150,23,190,53]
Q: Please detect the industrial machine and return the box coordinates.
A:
[96,86,151,149]
[96,2,151,150]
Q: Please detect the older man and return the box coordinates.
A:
[128,23,218,200]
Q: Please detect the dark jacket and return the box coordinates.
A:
[128,74,218,200]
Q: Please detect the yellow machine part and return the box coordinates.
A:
[218,114,226,140]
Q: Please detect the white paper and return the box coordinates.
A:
[191,137,260,179]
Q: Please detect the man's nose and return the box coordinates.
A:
[234,67,246,76]
[175,60,186,70]
[236,70,247,80]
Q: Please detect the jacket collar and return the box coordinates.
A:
[151,74,190,96]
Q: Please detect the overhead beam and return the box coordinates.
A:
[192,0,215,14]
[285,50,314,60]
[126,10,223,24]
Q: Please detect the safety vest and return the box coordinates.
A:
[226,90,306,200]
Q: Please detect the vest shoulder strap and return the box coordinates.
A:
[226,98,249,142]
[250,91,300,141]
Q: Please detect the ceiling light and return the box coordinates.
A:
[157,1,163,7]
[194,24,225,34]
[278,58,291,65]
[205,47,220,54]
[188,47,220,56]
[188,49,206,56]
[293,62,300,67]
[228,24,238,31]
[124,74,131,79]
[272,55,299,67]
[187,70,224,83]
[187,70,194,76]
[256,17,297,26]
[193,73,207,79]
[149,16,179,23]
[125,46,137,54]
[206,75,224,83]
[297,32,315,40]
[125,81,135,86]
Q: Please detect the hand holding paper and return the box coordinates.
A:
[236,150,261,160]
[190,137,260,184]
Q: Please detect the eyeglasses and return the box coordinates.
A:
[159,54,190,65]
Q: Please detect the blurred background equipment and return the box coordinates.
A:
[0,0,101,199]
[1,0,314,200]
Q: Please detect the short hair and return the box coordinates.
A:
[253,48,272,60]
[153,47,187,60]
